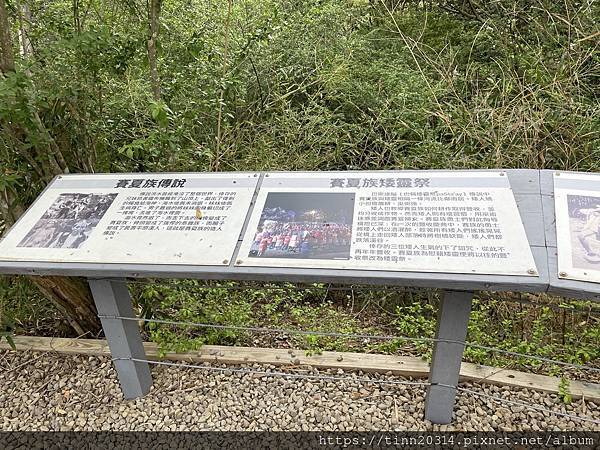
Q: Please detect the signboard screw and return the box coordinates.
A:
[222,259,228,264]
[559,271,568,277]
[236,259,243,265]
[527,269,536,275]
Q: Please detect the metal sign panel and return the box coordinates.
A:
[0,173,259,266]
[554,172,600,284]
[236,171,538,276]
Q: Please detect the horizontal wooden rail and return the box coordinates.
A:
[2,335,599,402]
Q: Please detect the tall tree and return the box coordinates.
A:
[147,0,162,101]
[0,0,14,73]
[0,0,100,335]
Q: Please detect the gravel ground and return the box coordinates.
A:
[0,350,599,432]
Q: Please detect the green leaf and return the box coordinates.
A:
[5,335,16,351]
[149,101,171,128]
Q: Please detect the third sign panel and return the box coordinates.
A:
[555,171,600,284]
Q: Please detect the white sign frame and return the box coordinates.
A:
[236,171,538,277]
[554,172,600,284]
[0,173,259,266]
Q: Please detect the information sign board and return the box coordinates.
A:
[554,172,600,284]
[0,173,258,266]
[237,171,538,276]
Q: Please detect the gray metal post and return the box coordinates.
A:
[424,290,473,424]
[88,278,152,399]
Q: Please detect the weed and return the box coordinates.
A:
[559,377,572,405]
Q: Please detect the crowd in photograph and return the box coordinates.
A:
[251,221,352,257]
[18,193,117,249]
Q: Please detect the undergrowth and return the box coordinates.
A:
[124,281,600,377]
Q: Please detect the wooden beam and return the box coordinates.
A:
[2,335,598,402]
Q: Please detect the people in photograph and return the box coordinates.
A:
[62,219,94,248]
[275,234,284,250]
[254,229,264,245]
[300,239,310,255]
[249,193,354,259]
[18,220,59,247]
[18,193,116,248]
[251,217,352,258]
[258,236,269,256]
[577,204,600,259]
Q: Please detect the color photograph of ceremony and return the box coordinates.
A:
[248,192,354,260]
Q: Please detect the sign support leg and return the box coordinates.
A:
[88,278,152,399]
[424,290,473,424]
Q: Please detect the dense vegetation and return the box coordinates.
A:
[2,1,598,191]
[0,0,599,376]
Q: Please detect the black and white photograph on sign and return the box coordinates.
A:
[567,194,600,269]
[248,192,354,260]
[18,193,117,249]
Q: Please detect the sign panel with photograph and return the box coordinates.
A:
[0,173,259,266]
[554,172,600,284]
[237,171,538,276]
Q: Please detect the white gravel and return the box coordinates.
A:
[0,350,598,432]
